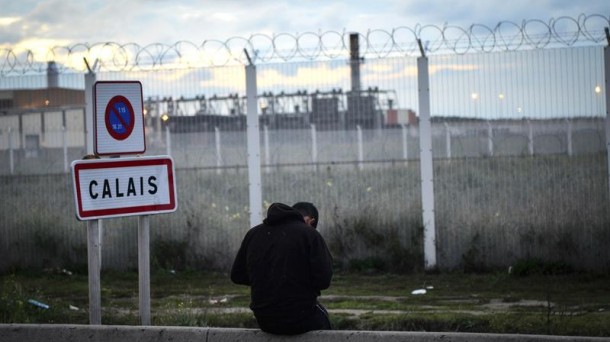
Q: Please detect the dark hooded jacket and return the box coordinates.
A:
[230,203,333,318]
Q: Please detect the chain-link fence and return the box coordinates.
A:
[1,15,609,272]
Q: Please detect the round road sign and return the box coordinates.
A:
[105,95,135,141]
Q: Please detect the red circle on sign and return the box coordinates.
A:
[105,95,135,141]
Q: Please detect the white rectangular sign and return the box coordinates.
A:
[71,156,177,220]
[94,81,146,156]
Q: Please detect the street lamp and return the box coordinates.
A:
[471,92,479,117]
[594,85,602,115]
[498,93,505,117]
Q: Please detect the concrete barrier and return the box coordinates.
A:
[1,324,609,342]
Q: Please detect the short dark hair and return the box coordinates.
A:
[292,202,319,228]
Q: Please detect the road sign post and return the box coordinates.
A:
[84,69,101,325]
[76,81,176,326]
[138,215,151,325]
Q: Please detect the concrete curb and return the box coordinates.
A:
[1,324,609,342]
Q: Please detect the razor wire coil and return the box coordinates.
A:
[1,13,608,75]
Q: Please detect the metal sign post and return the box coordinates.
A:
[138,215,151,325]
[84,60,101,325]
[75,76,176,326]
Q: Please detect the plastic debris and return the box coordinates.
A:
[61,268,73,276]
[169,269,176,275]
[28,299,49,309]
[411,289,427,295]
[426,286,434,290]
[69,305,79,311]
[209,297,229,305]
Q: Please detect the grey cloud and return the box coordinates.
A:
[2,0,607,49]
[28,0,88,25]
[0,23,23,45]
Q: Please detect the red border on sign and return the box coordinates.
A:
[93,81,146,156]
[73,157,176,220]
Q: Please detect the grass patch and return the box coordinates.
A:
[1,270,609,336]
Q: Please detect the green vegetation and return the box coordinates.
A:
[1,269,609,336]
[1,154,608,273]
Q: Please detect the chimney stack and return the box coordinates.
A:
[349,33,361,92]
[47,61,59,88]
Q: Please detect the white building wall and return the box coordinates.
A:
[42,111,63,148]
[65,109,85,147]
[0,116,20,150]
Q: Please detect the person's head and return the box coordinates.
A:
[292,202,319,228]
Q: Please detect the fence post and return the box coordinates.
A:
[245,52,263,226]
[487,121,494,156]
[444,122,451,159]
[402,123,409,165]
[8,127,14,174]
[264,125,270,173]
[165,126,171,156]
[527,120,534,156]
[155,96,162,143]
[566,119,573,156]
[604,42,610,203]
[357,125,364,170]
[63,126,68,173]
[417,46,437,270]
[311,124,317,171]
[215,127,223,174]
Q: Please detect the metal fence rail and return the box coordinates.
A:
[0,118,605,175]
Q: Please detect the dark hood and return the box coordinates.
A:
[263,202,305,226]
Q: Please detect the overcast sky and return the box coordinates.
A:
[0,0,608,49]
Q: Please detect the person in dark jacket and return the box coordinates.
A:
[230,202,333,335]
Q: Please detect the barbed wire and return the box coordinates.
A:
[1,13,608,75]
